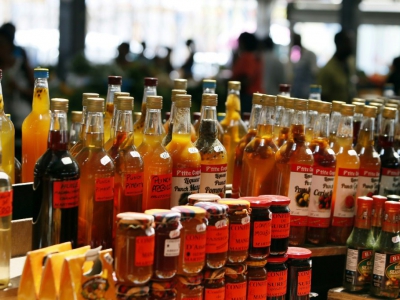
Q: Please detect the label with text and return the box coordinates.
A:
[297,270,312,296]
[267,270,287,297]
[95,177,114,202]
[150,173,172,201]
[124,172,144,196]
[164,238,180,257]
[345,248,372,286]
[229,222,250,251]
[0,190,12,217]
[356,168,379,198]
[171,167,201,206]
[135,236,155,266]
[379,168,400,195]
[53,179,80,209]
[253,220,271,247]
[225,281,247,300]
[206,224,229,253]
[199,164,227,198]
[184,233,207,263]
[247,280,268,300]
[271,212,290,239]
[373,252,400,290]
[204,287,225,300]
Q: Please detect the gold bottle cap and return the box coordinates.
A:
[82,93,99,107]
[71,111,82,123]
[262,94,276,107]
[317,101,331,114]
[352,98,365,103]
[388,99,400,105]
[147,96,163,109]
[332,100,345,112]
[308,99,321,111]
[114,92,130,107]
[369,102,383,112]
[116,96,134,110]
[203,79,216,84]
[383,107,397,119]
[175,94,192,108]
[171,89,187,102]
[284,97,294,109]
[252,93,264,105]
[363,105,377,118]
[51,98,69,111]
[294,98,308,111]
[386,103,398,109]
[276,95,287,107]
[228,81,241,91]
[86,97,104,112]
[371,98,384,104]
[354,103,364,114]
[174,79,187,90]
[202,93,218,106]
[341,104,355,116]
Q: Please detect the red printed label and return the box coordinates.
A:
[150,173,172,200]
[205,287,225,300]
[267,270,287,297]
[338,168,359,177]
[271,213,290,239]
[247,280,268,300]
[206,224,229,253]
[229,222,250,251]
[290,164,313,173]
[135,236,155,266]
[297,270,311,296]
[124,173,144,196]
[95,177,114,201]
[199,164,227,198]
[0,190,12,217]
[184,233,206,263]
[171,167,201,206]
[253,221,271,247]
[53,179,80,209]
[225,282,247,300]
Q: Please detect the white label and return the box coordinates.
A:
[169,228,181,239]
[100,156,111,166]
[164,238,180,257]
[215,219,227,229]
[188,147,199,154]
[241,215,250,225]
[373,252,386,277]
[356,169,380,198]
[129,151,141,158]
[332,168,359,219]
[196,223,207,232]
[379,168,400,195]
[392,236,400,244]
[308,167,335,221]
[170,168,201,206]
[346,248,358,272]
[61,157,73,165]
[160,152,170,159]
[199,164,227,198]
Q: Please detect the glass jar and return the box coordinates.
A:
[188,193,221,205]
[225,263,247,300]
[203,268,226,300]
[144,209,182,279]
[115,212,155,285]
[116,284,150,300]
[246,259,268,300]
[287,247,312,300]
[218,199,251,263]
[171,206,207,275]
[149,279,177,300]
[175,274,204,300]
[266,255,288,300]
[194,202,229,269]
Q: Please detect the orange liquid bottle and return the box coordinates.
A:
[329,104,360,245]
[240,94,278,196]
[275,98,314,246]
[329,101,345,148]
[275,96,294,148]
[21,68,51,183]
[166,94,201,206]
[75,97,115,249]
[162,78,187,136]
[104,76,122,144]
[162,89,187,147]
[137,96,172,211]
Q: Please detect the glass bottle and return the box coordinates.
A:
[232,93,265,198]
[174,79,187,90]
[21,68,51,183]
[225,263,247,300]
[371,195,387,243]
[279,84,291,97]
[204,268,225,300]
[166,95,201,206]
[137,96,172,211]
[276,97,294,148]
[75,97,115,249]
[220,81,248,185]
[266,255,288,300]
[162,89,187,147]
[305,99,320,145]
[32,98,80,249]
[0,70,15,183]
[69,111,82,149]
[275,98,314,246]
[286,247,312,300]
[240,95,279,196]
[104,76,122,143]
[329,101,345,148]
[307,101,336,246]
[353,103,364,146]
[371,102,383,150]
[273,95,285,144]
[343,196,374,292]
[194,94,227,198]
[308,84,321,100]
[134,77,158,148]
[378,107,400,196]
[329,104,360,245]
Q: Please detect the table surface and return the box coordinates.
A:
[328,287,400,300]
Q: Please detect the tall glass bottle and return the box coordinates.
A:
[240,94,278,196]
[309,85,321,100]
[329,101,345,148]
[353,103,364,146]
[220,81,248,184]
[174,78,187,90]
[305,99,320,145]
[0,70,15,183]
[166,95,201,206]
[162,89,187,147]
[137,96,172,211]
[232,93,265,198]
[195,94,228,198]
[371,102,383,150]
[75,98,115,249]
[69,111,82,149]
[275,98,314,246]
[307,101,336,246]
[134,77,158,147]
[329,104,360,245]
[104,76,122,143]
[273,95,285,143]
[21,68,51,183]
[32,98,80,249]
[275,97,294,148]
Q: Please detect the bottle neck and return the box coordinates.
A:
[329,111,342,135]
[313,112,330,139]
[173,107,192,136]
[199,105,218,139]
[142,86,157,104]
[379,117,395,146]
[282,108,294,127]
[32,78,50,112]
[0,79,4,113]
[289,109,307,142]
[203,87,215,94]
[336,115,354,140]
[114,109,134,134]
[354,112,363,122]
[382,210,399,233]
[143,108,164,136]
[275,105,285,127]
[257,105,275,137]
[106,84,122,104]
[169,102,177,125]
[309,93,321,100]
[48,110,69,151]
[84,111,104,148]
[248,103,263,130]
[356,116,375,147]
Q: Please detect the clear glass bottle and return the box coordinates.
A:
[329,101,345,149]
[353,103,364,147]
[162,89,187,147]
[69,111,82,149]
[371,102,383,150]
[104,76,122,144]
[273,95,286,144]
[279,84,291,97]
[276,97,294,148]
[308,85,321,100]
[305,99,320,145]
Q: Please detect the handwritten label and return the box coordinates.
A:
[53,179,80,209]
[95,177,114,202]
[135,236,155,266]
[253,220,271,248]
[124,173,144,196]
[150,173,172,201]
[0,190,12,217]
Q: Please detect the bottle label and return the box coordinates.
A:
[171,167,201,206]
[205,287,225,300]
[307,166,335,228]
[373,252,400,290]
[229,222,250,251]
[379,168,400,195]
[53,179,80,209]
[271,213,290,239]
[150,173,172,201]
[124,173,144,196]
[135,236,155,266]
[184,233,207,263]
[247,280,268,300]
[225,281,247,300]
[297,270,312,296]
[345,248,373,286]
[356,168,380,198]
[206,224,229,254]
[332,168,359,226]
[95,177,114,202]
[199,164,227,198]
[164,238,180,257]
[288,164,313,227]
[253,220,272,247]
[0,190,12,217]
[267,269,287,297]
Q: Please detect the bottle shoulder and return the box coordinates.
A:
[75,147,115,170]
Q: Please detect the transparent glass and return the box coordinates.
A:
[0,174,12,289]
[104,83,122,144]
[134,85,157,147]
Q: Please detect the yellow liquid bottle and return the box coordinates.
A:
[21,68,51,183]
[104,76,122,145]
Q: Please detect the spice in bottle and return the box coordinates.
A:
[287,247,312,300]
[218,199,251,263]
[246,259,268,300]
[187,193,220,206]
[149,279,177,300]
[116,284,150,300]
[203,268,225,300]
[174,274,203,300]
[371,195,387,241]
[266,255,288,300]
[225,263,247,300]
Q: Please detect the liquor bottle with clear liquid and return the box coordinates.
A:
[104,76,122,143]
[32,98,80,249]
[162,89,187,147]
[69,111,82,149]
[353,103,364,146]
[329,101,345,149]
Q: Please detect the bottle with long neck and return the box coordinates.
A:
[75,98,115,249]
[275,98,314,246]
[162,78,187,135]
[69,111,82,149]
[329,104,360,245]
[32,98,80,249]
[307,101,336,246]
[21,68,51,182]
[272,95,285,143]
[353,103,364,146]
[305,99,320,145]
[309,85,321,100]
[371,102,383,151]
[166,95,201,206]
[162,89,187,147]
[329,101,345,148]
[137,96,172,211]
[104,76,122,143]
[355,106,381,199]
[0,70,15,183]
[195,94,228,198]
[378,107,400,196]
[275,96,294,147]
[134,77,158,147]
[240,94,278,196]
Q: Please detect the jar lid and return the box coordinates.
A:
[171,206,206,218]
[267,254,288,263]
[144,77,158,86]
[117,212,154,225]
[218,199,250,210]
[246,259,267,267]
[259,195,290,206]
[108,75,122,85]
[225,263,247,275]
[194,202,228,215]
[149,279,176,291]
[287,247,312,259]
[144,209,181,223]
[203,267,226,280]
[239,196,271,208]
[372,195,387,205]
[188,193,221,205]
[387,195,400,201]
[175,274,203,285]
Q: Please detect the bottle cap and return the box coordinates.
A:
[51,98,69,111]
[117,212,154,225]
[188,193,220,205]
[284,97,294,109]
[279,84,291,93]
[0,69,2,80]
[387,195,400,201]
[174,79,187,90]
[175,94,191,108]
[383,107,397,119]
[341,104,355,116]
[171,89,187,102]
[259,195,291,206]
[294,98,308,111]
[354,103,365,114]
[202,93,218,106]
[171,206,206,219]
[192,112,201,121]
[86,97,104,112]
[308,99,321,111]
[386,103,399,109]
[262,94,277,107]
[194,202,228,216]
[218,199,250,211]
[203,79,216,89]
[352,98,366,103]
[309,84,321,94]
[371,98,385,104]
[228,81,241,91]
[355,196,373,217]
[267,254,288,263]
[144,77,158,87]
[332,101,345,112]
[71,111,82,123]
[372,195,387,205]
[317,101,331,114]
[363,105,377,118]
[114,92,130,107]
[108,76,122,85]
[388,99,400,105]
[252,93,264,105]
[287,247,312,259]
[146,96,163,109]
[144,209,181,224]
[239,196,271,208]
[276,95,287,107]
[34,67,49,79]
[82,93,99,107]
[116,96,134,110]
[369,102,383,112]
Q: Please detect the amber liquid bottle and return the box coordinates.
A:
[75,97,115,249]
[232,93,264,198]
[272,95,285,144]
[137,96,172,211]
[353,103,364,146]
[275,98,314,246]
[329,104,360,245]
[307,101,336,246]
[275,96,294,148]
[240,94,278,196]
[329,101,345,149]
[104,76,122,144]
[162,89,187,147]
[305,99,320,145]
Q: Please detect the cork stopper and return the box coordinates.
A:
[383,107,397,119]
[175,94,191,108]
[354,103,365,114]
[146,96,163,109]
[87,98,104,112]
[341,104,355,116]
[174,79,187,90]
[202,94,218,106]
[284,97,294,109]
[51,98,69,111]
[108,76,122,85]
[262,94,277,107]
[317,101,331,114]
[332,101,345,112]
[82,93,100,107]
[171,89,187,102]
[144,77,158,87]
[276,95,287,107]
[252,93,264,105]
[228,81,241,91]
[294,98,308,111]
[308,99,321,111]
[363,105,377,118]
[116,96,134,110]
[71,111,82,123]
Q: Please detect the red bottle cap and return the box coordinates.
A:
[108,76,122,85]
[144,77,158,86]
[279,84,291,93]
[372,195,387,206]
[385,201,400,211]
[239,196,271,208]
[259,195,290,206]
[267,254,288,263]
[287,247,312,259]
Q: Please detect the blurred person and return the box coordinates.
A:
[115,42,132,71]
[386,56,400,95]
[181,39,196,79]
[262,36,286,95]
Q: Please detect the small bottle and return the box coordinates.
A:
[353,102,364,146]
[286,247,312,300]
[104,76,122,143]
[21,68,51,183]
[137,96,172,211]
[225,264,247,300]
[32,98,80,249]
[266,255,288,300]
[162,89,187,147]
[329,101,345,148]
[308,84,321,100]
[305,99,320,145]
[246,260,268,300]
[69,111,82,149]
[343,196,374,292]
[279,84,291,97]
[276,97,294,147]
[371,195,387,240]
